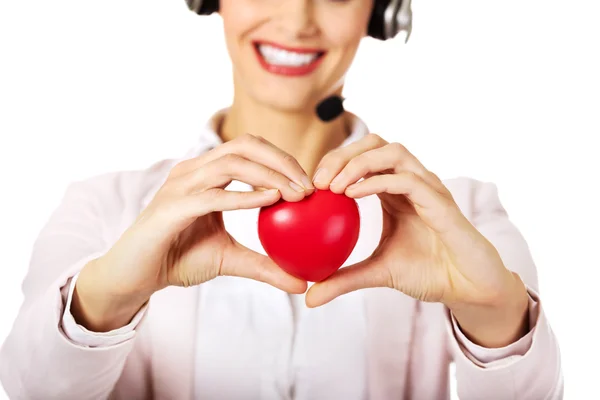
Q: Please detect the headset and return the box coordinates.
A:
[185,0,413,43]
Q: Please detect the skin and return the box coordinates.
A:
[73,0,529,349]
[219,0,373,174]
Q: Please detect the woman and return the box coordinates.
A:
[0,0,563,399]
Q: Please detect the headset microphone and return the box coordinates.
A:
[315,95,345,123]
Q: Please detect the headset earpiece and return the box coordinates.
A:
[186,0,218,16]
[185,0,412,42]
[368,0,412,42]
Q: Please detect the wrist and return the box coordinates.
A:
[71,258,151,332]
[449,272,529,348]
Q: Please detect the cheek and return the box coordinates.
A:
[219,1,262,53]
[321,9,370,52]
[322,26,364,72]
[330,28,363,54]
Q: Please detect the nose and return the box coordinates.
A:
[275,0,319,39]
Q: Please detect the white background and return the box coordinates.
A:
[1,0,599,398]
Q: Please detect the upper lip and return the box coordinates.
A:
[253,40,326,55]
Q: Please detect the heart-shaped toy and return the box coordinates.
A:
[258,189,360,282]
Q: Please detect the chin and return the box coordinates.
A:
[245,41,345,113]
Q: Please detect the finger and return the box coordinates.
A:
[345,172,465,235]
[174,154,308,202]
[313,133,387,189]
[194,188,282,214]
[221,242,308,294]
[329,142,447,195]
[148,189,281,237]
[180,133,314,192]
[305,257,391,307]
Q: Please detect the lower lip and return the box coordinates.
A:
[254,45,325,77]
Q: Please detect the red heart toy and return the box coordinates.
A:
[258,189,360,282]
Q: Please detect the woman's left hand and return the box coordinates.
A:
[307,134,529,347]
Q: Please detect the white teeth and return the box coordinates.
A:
[258,44,319,67]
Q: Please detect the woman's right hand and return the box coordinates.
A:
[72,133,313,331]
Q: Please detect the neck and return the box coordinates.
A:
[220,99,350,178]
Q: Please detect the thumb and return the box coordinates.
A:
[221,242,307,294]
[305,257,392,308]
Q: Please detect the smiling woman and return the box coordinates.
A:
[0,1,563,399]
[218,0,372,114]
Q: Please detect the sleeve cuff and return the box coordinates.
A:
[61,271,148,348]
[449,287,540,367]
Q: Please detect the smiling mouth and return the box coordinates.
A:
[253,41,326,76]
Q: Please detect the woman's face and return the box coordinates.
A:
[219,0,373,113]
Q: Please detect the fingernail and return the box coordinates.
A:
[289,181,305,192]
[313,168,325,184]
[301,175,314,190]
[330,173,344,186]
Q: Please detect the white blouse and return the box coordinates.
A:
[45,109,560,400]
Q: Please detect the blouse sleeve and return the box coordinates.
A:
[447,180,564,400]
